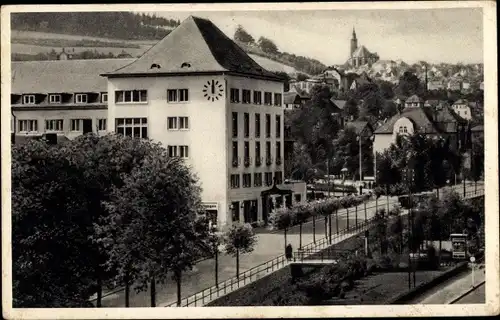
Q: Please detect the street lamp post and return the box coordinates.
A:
[209,220,219,289]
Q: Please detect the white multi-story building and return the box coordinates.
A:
[103,16,305,227]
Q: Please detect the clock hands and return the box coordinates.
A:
[211,81,215,94]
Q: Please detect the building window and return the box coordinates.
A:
[98,119,107,131]
[266,141,272,165]
[179,145,189,158]
[18,120,38,133]
[275,171,283,185]
[49,94,62,104]
[242,90,251,104]
[255,113,261,138]
[265,114,271,138]
[243,173,251,188]
[253,91,262,105]
[230,88,240,103]
[71,119,82,131]
[276,141,282,164]
[264,92,272,105]
[232,141,239,167]
[265,172,273,186]
[168,146,178,157]
[254,173,262,187]
[179,117,189,129]
[244,141,250,167]
[45,119,63,132]
[231,201,240,222]
[167,89,189,102]
[23,95,35,105]
[101,93,108,103]
[274,93,282,106]
[115,90,148,103]
[232,112,238,138]
[230,174,240,189]
[255,141,261,166]
[276,115,281,138]
[294,194,302,203]
[115,118,148,138]
[167,117,178,130]
[244,113,250,138]
[75,94,88,104]
[403,126,408,133]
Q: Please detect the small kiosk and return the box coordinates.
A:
[450,233,468,260]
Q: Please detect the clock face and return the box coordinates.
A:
[203,80,224,102]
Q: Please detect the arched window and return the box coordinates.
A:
[403,126,408,133]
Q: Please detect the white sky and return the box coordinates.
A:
[143,8,483,66]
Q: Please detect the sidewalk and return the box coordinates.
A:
[93,184,482,307]
[412,265,486,304]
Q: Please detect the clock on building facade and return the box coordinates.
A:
[203,79,224,101]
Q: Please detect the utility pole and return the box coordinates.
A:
[359,135,363,185]
[327,158,331,198]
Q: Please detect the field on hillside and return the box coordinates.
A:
[10,30,302,75]
[12,30,157,45]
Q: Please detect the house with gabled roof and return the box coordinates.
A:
[101,16,306,227]
[451,99,472,121]
[373,94,469,155]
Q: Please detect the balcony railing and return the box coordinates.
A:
[276,157,282,165]
[255,157,262,167]
[266,156,273,166]
[244,157,251,167]
[232,157,240,168]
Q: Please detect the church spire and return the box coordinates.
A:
[352,27,357,40]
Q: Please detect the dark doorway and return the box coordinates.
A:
[82,119,93,134]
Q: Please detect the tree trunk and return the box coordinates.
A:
[312,215,316,243]
[324,217,328,240]
[376,198,378,214]
[176,271,182,307]
[364,202,367,221]
[329,214,332,243]
[215,247,219,288]
[125,271,130,308]
[335,209,339,234]
[436,187,440,200]
[96,273,102,308]
[346,208,350,230]
[355,205,358,228]
[386,185,390,213]
[236,248,240,279]
[299,223,303,249]
[284,228,287,251]
[150,275,156,307]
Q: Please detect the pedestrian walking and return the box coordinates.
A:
[285,243,293,261]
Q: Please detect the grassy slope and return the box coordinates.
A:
[11,30,305,75]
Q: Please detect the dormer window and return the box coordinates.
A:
[75,94,88,104]
[49,94,62,104]
[23,95,35,105]
[101,93,108,103]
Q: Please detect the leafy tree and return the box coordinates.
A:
[270,207,294,250]
[223,223,257,279]
[296,73,309,81]
[395,71,424,97]
[332,127,374,179]
[344,99,359,120]
[258,36,279,54]
[12,140,96,307]
[234,25,255,44]
[95,137,209,307]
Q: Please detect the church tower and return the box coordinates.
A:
[350,27,358,57]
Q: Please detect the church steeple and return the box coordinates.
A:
[350,27,358,58]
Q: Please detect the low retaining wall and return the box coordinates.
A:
[386,262,469,304]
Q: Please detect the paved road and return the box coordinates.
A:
[411,265,485,304]
[453,282,486,304]
[96,183,482,307]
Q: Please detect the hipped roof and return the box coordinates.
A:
[103,16,281,81]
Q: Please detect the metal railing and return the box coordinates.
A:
[166,216,377,307]
[90,183,484,305]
